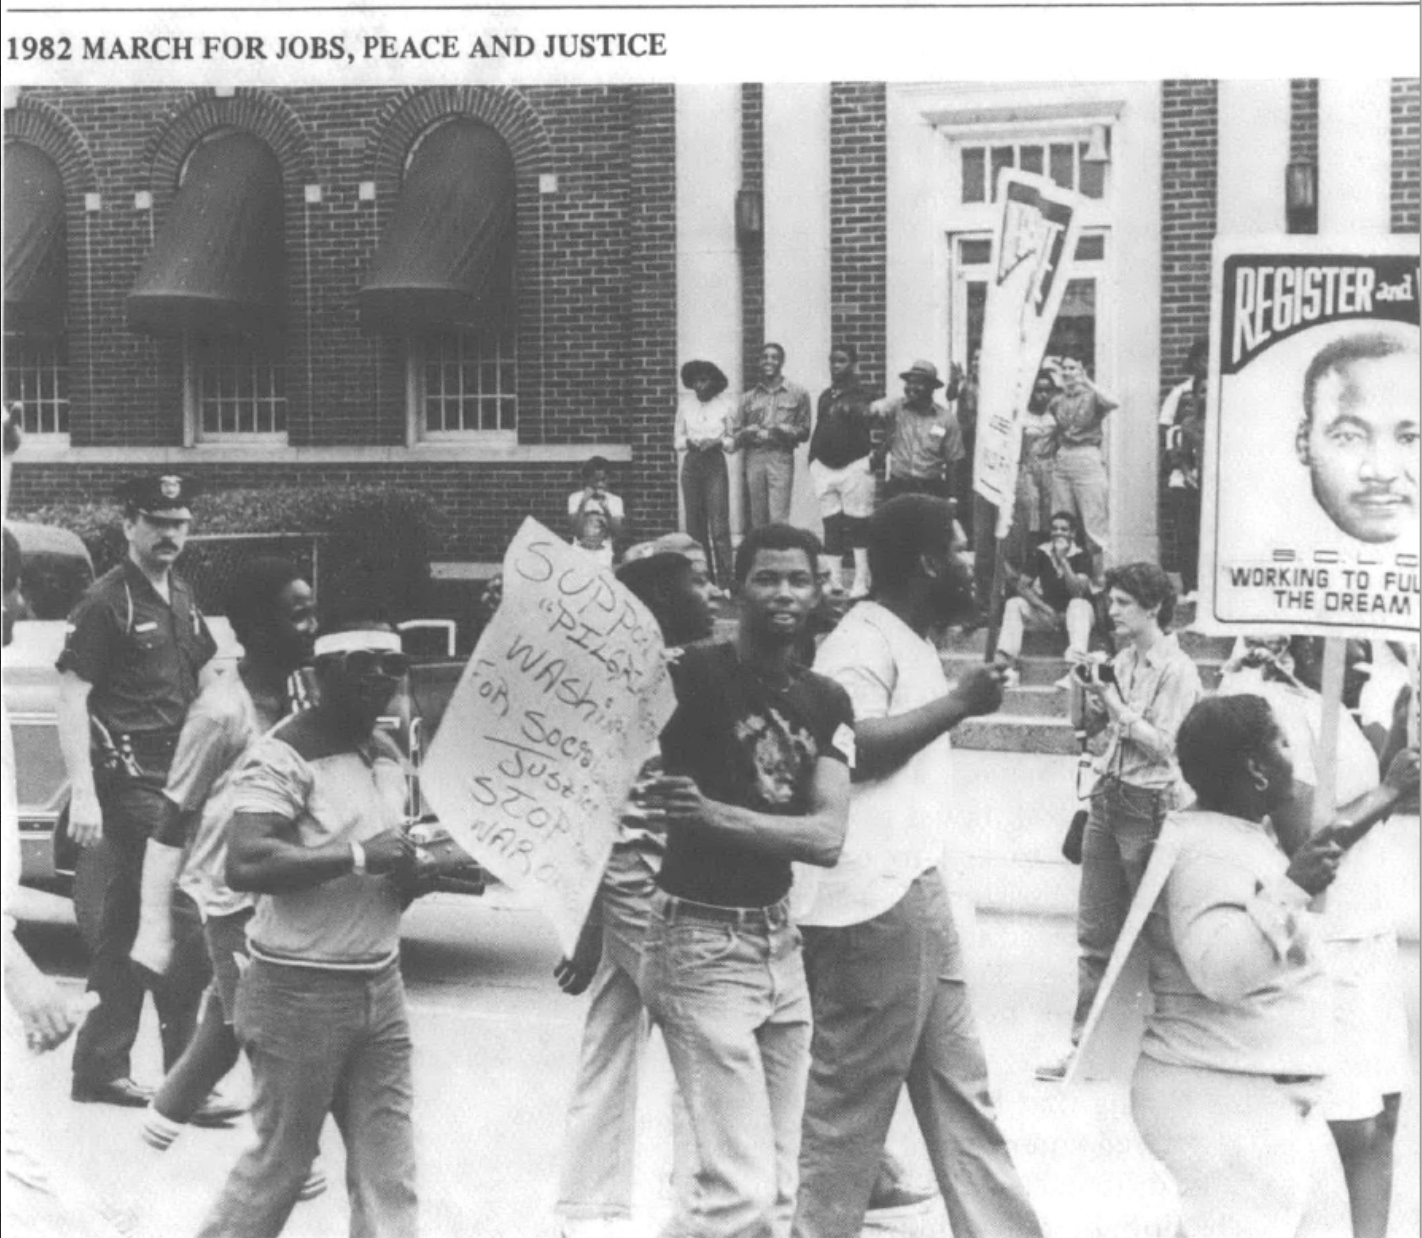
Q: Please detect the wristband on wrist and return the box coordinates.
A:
[350,839,367,876]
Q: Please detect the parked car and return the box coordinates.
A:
[3,526,484,931]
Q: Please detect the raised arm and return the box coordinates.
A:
[226,810,413,894]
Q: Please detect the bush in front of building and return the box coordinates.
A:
[18,483,443,621]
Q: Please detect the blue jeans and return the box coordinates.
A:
[194,959,416,1238]
[558,849,695,1223]
[1072,776,1176,1042]
[641,892,811,1238]
[795,869,1043,1238]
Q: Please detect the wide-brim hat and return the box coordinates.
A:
[680,359,729,393]
[899,360,945,389]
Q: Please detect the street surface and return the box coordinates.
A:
[9,886,1419,1238]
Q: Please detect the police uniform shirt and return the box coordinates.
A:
[57,558,217,735]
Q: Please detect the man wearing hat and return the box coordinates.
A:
[871,361,966,507]
[58,474,217,1107]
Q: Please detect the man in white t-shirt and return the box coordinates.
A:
[793,495,1043,1238]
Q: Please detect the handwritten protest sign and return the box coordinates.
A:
[973,170,1084,537]
[419,518,677,952]
[1199,236,1419,639]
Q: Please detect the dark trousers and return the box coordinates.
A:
[72,776,210,1089]
[681,447,735,589]
[1170,487,1201,594]
[795,870,1043,1238]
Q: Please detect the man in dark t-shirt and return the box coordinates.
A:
[996,510,1097,670]
[639,523,853,1238]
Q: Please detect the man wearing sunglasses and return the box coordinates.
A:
[195,610,419,1238]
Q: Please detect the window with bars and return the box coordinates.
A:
[413,330,517,437]
[960,140,1106,203]
[186,335,287,440]
[3,333,69,437]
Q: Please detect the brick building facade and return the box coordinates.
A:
[5,79,1418,579]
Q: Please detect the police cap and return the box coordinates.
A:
[120,473,195,520]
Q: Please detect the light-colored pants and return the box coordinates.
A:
[998,595,1094,661]
[642,892,811,1238]
[744,447,795,528]
[195,959,416,1238]
[808,457,875,520]
[1051,445,1111,564]
[558,850,694,1222]
[1132,1058,1342,1238]
[794,869,1043,1238]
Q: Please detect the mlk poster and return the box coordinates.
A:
[1199,238,1419,638]
[973,170,1085,536]
[419,518,677,952]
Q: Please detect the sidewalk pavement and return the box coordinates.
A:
[5,894,1417,1238]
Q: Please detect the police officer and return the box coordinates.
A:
[58,474,217,1107]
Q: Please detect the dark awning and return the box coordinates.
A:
[4,143,67,338]
[358,118,515,335]
[127,131,284,338]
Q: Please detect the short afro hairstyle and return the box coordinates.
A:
[1176,694,1282,807]
[733,523,822,587]
[1103,562,1176,630]
[225,556,305,648]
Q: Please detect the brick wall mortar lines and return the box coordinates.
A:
[829,82,888,396]
[1158,80,1218,571]
[1392,78,1420,234]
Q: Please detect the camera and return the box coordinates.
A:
[1073,659,1117,687]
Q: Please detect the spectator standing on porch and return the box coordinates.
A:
[1048,356,1118,578]
[808,344,877,599]
[736,343,811,528]
[872,361,965,506]
[675,360,738,591]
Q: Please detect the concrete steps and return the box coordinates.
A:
[939,618,1235,754]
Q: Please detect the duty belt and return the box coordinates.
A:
[91,719,182,779]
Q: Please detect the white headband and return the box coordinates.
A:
[313,630,403,658]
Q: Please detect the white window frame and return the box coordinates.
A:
[3,330,70,444]
[406,329,518,446]
[182,333,288,447]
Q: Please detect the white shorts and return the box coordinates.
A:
[810,456,876,520]
[1319,932,1411,1122]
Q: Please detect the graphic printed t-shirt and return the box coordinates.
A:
[656,641,853,908]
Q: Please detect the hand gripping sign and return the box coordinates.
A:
[973,170,1085,537]
[419,518,677,953]
[1199,237,1419,640]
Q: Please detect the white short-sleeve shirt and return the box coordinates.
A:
[794,601,951,928]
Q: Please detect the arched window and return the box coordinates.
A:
[4,141,69,439]
[129,129,287,442]
[360,117,518,439]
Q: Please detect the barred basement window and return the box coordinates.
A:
[412,330,517,438]
[185,336,287,442]
[960,141,1106,203]
[3,333,69,438]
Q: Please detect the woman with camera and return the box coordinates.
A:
[1037,562,1203,1081]
[1131,693,1419,1238]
